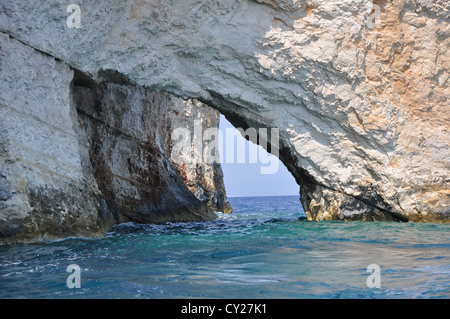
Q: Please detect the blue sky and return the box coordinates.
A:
[218,115,299,197]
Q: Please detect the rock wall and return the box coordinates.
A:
[166,98,232,214]
[0,33,107,244]
[73,81,231,224]
[0,33,230,245]
[0,0,449,224]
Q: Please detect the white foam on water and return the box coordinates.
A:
[214,212,238,220]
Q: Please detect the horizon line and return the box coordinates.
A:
[227,194,299,198]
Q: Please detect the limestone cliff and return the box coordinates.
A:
[0,33,230,244]
[73,82,232,224]
[166,98,233,214]
[0,0,449,241]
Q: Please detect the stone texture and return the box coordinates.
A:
[0,33,107,244]
[73,82,230,224]
[0,33,229,244]
[167,98,232,214]
[0,0,449,223]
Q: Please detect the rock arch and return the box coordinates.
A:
[0,0,449,243]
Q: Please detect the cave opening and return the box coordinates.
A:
[217,114,305,220]
[71,68,306,223]
[218,114,299,198]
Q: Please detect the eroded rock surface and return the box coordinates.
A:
[0,33,107,244]
[166,98,232,214]
[0,0,449,230]
[73,82,231,224]
[0,33,230,244]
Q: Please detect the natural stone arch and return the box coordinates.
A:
[207,99,408,222]
[1,0,449,233]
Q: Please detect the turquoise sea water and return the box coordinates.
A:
[0,195,449,299]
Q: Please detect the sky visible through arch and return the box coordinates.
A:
[218,114,299,197]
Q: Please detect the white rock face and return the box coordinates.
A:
[0,33,229,244]
[0,0,449,222]
[0,32,106,243]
